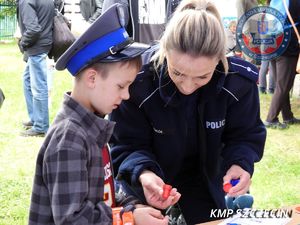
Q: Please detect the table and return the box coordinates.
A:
[198,205,300,225]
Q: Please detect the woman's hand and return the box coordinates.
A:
[223,164,251,197]
[139,170,181,209]
[133,206,169,225]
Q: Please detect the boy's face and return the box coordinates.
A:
[90,62,139,116]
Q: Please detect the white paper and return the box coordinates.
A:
[218,213,292,225]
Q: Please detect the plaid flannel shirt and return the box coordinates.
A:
[29,93,115,225]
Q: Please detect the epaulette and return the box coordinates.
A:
[228,57,259,82]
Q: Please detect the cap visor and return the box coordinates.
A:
[99,42,150,62]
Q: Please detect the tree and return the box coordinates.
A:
[0,0,16,19]
[258,0,267,5]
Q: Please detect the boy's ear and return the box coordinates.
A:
[85,68,98,88]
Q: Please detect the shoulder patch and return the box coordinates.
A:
[228,57,259,82]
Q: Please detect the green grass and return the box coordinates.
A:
[251,94,300,209]
[0,43,299,224]
[0,42,72,225]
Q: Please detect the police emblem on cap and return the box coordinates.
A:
[55,3,150,76]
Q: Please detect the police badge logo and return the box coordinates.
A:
[257,20,268,35]
[236,6,291,61]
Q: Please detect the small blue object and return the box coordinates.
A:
[230,179,240,186]
[225,194,254,211]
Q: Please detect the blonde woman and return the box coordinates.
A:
[109,0,266,223]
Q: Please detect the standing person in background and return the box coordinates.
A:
[0,88,4,109]
[264,0,300,129]
[166,0,182,20]
[236,0,258,20]
[63,0,103,36]
[258,60,275,94]
[258,0,275,95]
[80,0,103,23]
[17,0,55,137]
[47,58,55,109]
[109,0,266,223]
[225,20,237,55]
[54,0,64,12]
[236,0,259,64]
[102,0,181,44]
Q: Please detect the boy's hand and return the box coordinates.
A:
[139,170,181,209]
[223,164,251,197]
[133,206,169,225]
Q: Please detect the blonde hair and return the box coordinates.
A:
[153,0,228,73]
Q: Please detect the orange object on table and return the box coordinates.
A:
[112,207,134,225]
[122,211,134,225]
[112,207,123,225]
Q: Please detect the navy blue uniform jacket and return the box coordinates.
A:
[109,57,266,209]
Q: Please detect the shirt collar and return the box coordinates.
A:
[62,93,115,146]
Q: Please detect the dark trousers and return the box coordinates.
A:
[266,55,298,122]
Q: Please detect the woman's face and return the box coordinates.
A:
[166,50,219,95]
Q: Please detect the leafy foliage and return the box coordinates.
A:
[258,0,268,5]
[0,0,16,19]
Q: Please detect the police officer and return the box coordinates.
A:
[109,0,266,224]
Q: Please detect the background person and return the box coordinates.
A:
[258,60,275,94]
[235,0,259,65]
[264,0,300,129]
[102,0,181,44]
[109,0,266,223]
[79,0,103,23]
[62,0,104,36]
[28,4,169,225]
[236,0,258,21]
[225,20,237,55]
[17,0,55,137]
[47,58,55,108]
[0,88,4,109]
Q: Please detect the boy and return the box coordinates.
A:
[28,4,169,225]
